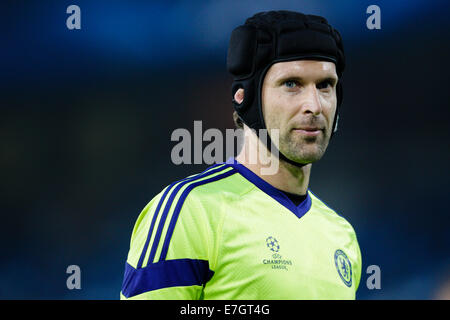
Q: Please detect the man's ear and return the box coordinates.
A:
[234,88,244,104]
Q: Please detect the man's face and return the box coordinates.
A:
[261,60,338,165]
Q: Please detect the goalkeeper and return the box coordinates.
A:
[121,10,362,300]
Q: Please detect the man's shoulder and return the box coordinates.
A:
[152,163,248,211]
[130,164,242,248]
[308,190,357,234]
[308,190,340,215]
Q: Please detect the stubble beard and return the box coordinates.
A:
[278,128,330,165]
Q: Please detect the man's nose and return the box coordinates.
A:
[301,85,322,116]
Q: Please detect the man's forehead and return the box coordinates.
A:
[268,60,337,79]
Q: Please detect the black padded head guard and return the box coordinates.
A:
[227,10,345,167]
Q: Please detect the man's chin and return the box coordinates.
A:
[281,146,326,165]
[279,153,321,166]
[276,138,328,165]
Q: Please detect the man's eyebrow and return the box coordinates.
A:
[276,75,338,85]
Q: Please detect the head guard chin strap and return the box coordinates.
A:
[227,11,345,168]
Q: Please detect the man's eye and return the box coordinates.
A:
[317,80,333,90]
[284,80,298,88]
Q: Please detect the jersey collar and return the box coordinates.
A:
[225,158,312,219]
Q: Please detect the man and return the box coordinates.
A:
[121,10,362,300]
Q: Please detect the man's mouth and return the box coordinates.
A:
[292,126,323,137]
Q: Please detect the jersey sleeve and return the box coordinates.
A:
[120,185,216,300]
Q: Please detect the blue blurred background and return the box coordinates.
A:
[1,0,449,299]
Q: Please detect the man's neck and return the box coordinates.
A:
[235,152,311,196]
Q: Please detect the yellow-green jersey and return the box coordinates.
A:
[120,159,362,299]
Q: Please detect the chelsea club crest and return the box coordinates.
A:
[334,249,352,287]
